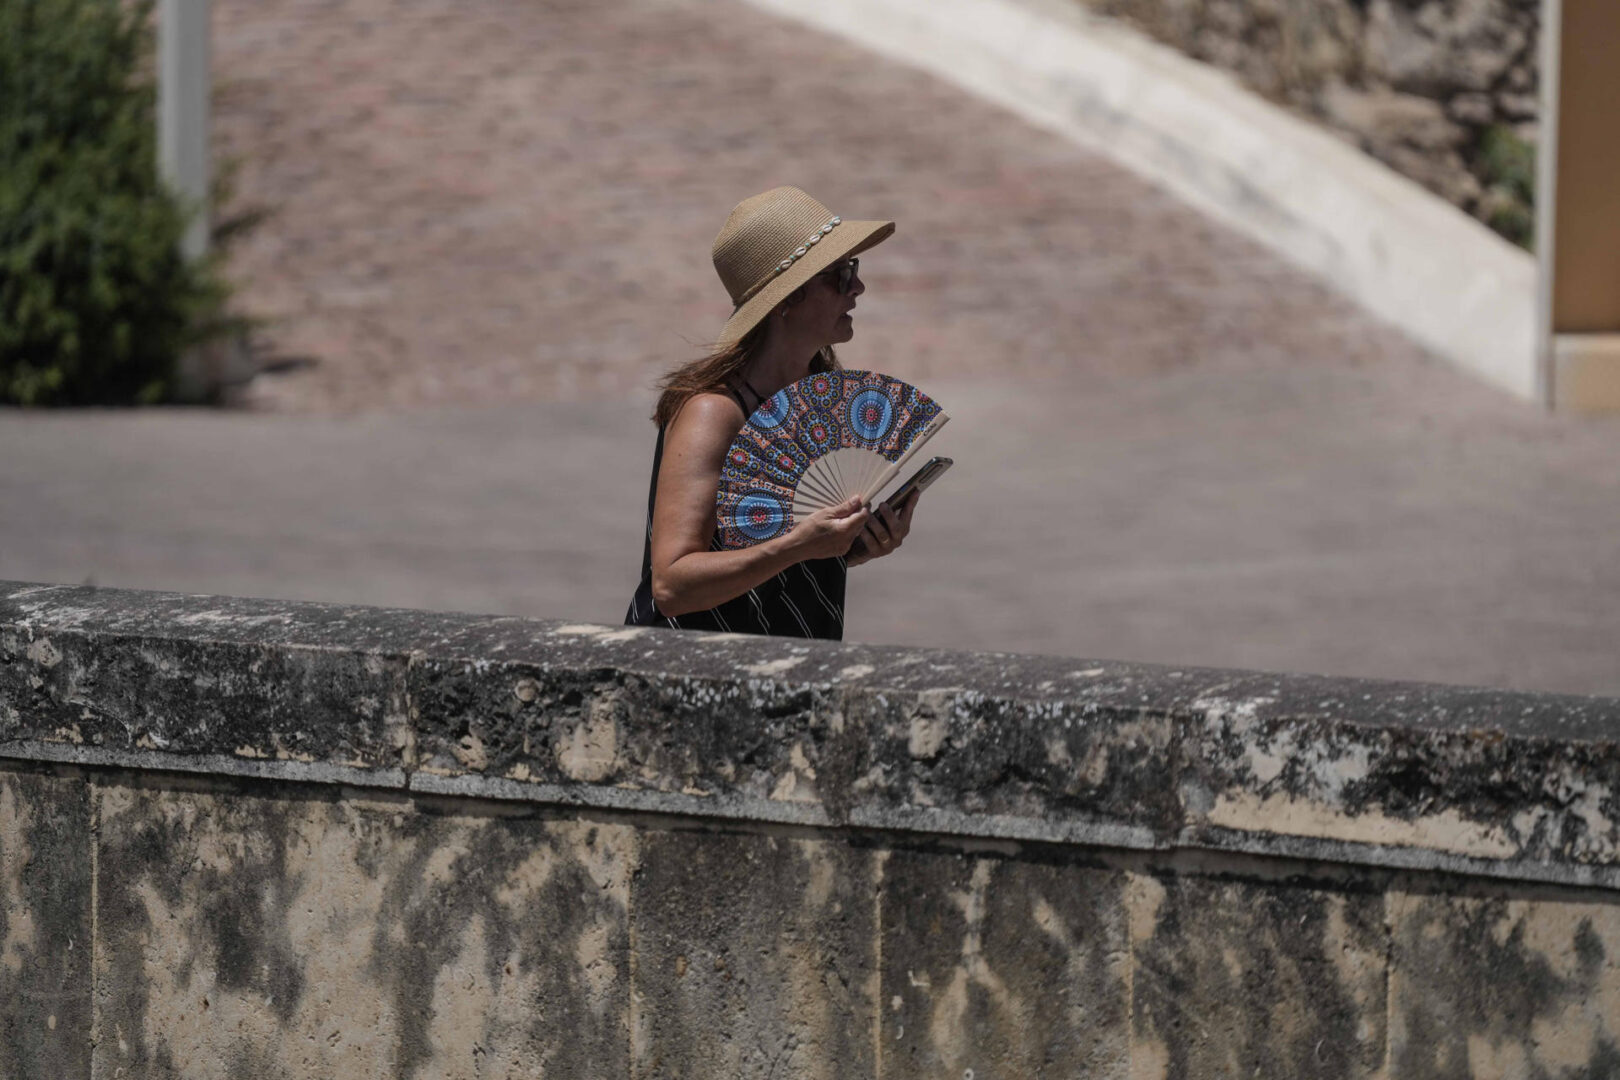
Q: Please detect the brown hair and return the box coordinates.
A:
[652,294,840,428]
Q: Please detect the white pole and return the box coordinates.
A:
[158,0,211,261]
[1534,0,1562,408]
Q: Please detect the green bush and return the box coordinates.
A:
[0,0,233,405]
[1477,125,1536,250]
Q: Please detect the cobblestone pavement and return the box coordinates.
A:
[212,0,1419,411]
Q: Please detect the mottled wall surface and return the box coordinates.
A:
[0,769,91,1080]
[880,851,1130,1077]
[1388,888,1620,1078]
[10,763,1620,1078]
[7,581,1620,1076]
[1131,873,1387,1078]
[633,831,877,1078]
[91,783,633,1079]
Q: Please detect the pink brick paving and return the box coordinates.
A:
[210,0,1432,413]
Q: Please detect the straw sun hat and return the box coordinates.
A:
[712,186,895,347]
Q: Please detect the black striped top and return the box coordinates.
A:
[624,383,847,639]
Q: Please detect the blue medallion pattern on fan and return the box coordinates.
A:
[753,390,791,430]
[798,409,838,456]
[724,443,799,491]
[804,372,843,408]
[848,388,893,444]
[715,370,944,550]
[733,492,790,541]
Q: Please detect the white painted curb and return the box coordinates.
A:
[744,0,1539,400]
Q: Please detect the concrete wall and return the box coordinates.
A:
[1068,0,1542,246]
[5,580,1620,1077]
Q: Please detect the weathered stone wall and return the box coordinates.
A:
[1069,0,1541,245]
[5,580,1620,1077]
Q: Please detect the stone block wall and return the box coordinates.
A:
[5,580,1620,1077]
[1071,0,1541,245]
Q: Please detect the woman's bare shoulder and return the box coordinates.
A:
[668,391,747,448]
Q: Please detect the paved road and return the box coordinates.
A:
[7,0,1620,695]
[7,355,1620,695]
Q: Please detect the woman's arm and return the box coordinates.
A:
[650,394,869,618]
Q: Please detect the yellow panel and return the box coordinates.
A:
[1552,0,1620,332]
[1553,334,1620,411]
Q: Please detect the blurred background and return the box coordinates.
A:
[5,0,1620,694]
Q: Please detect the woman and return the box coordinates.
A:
[625,186,920,639]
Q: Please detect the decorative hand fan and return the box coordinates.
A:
[716,370,948,549]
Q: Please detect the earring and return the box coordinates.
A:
[780,308,789,318]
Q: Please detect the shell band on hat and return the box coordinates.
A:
[710,186,895,348]
[731,217,842,311]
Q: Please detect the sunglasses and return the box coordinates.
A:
[815,257,859,295]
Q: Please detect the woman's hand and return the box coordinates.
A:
[788,496,871,561]
[846,490,918,567]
